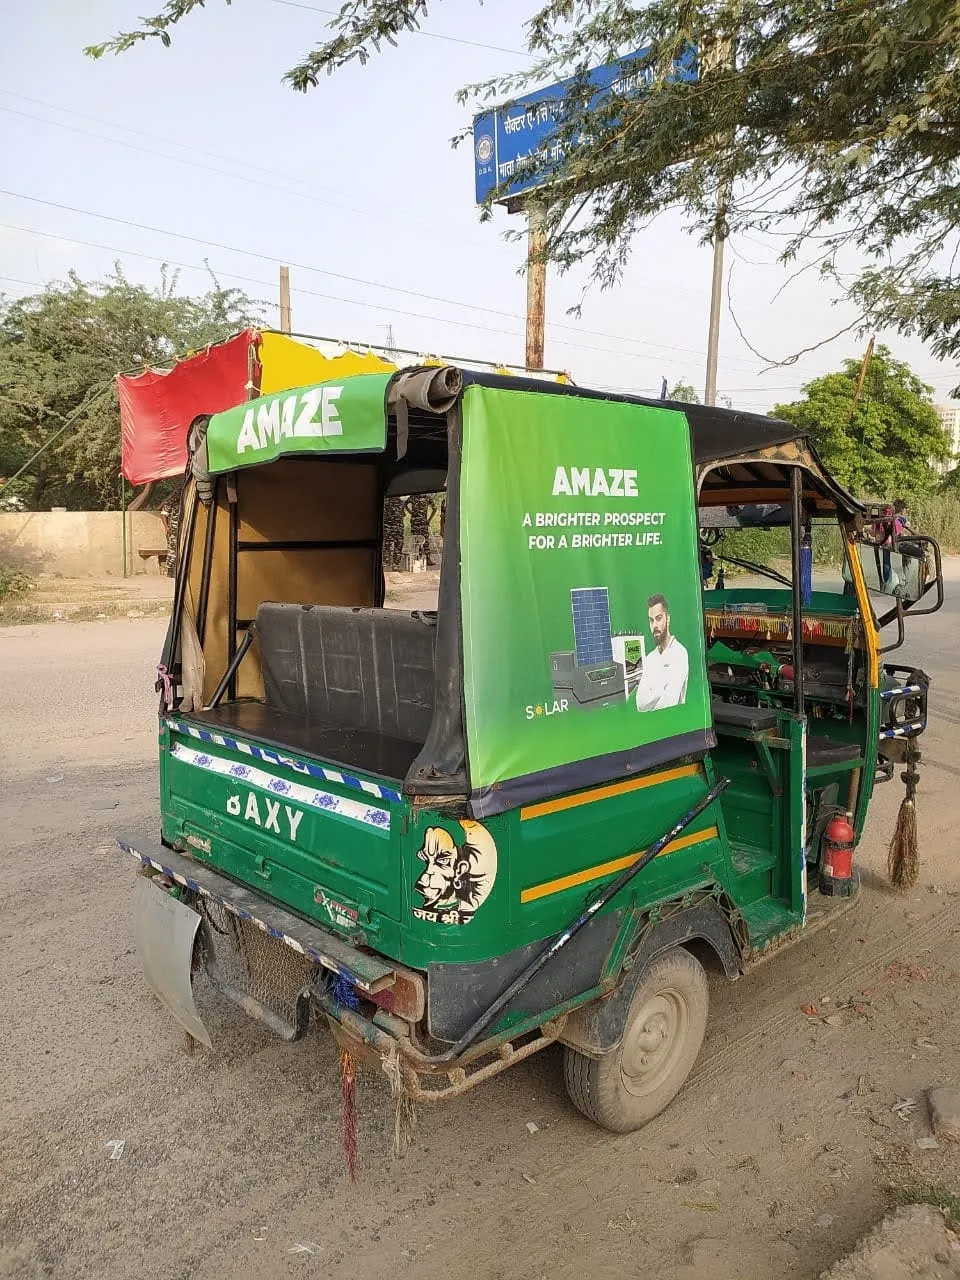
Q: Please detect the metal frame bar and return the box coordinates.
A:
[208,624,256,710]
[754,738,783,796]
[166,486,200,692]
[227,491,239,700]
[790,467,805,713]
[235,538,378,552]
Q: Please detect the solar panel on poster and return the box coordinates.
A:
[570,587,614,667]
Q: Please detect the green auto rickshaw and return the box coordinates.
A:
[121,366,942,1132]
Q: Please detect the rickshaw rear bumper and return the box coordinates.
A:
[314,986,569,1102]
[118,834,421,1046]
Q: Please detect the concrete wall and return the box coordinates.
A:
[0,510,167,577]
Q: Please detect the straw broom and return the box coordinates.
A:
[888,741,920,890]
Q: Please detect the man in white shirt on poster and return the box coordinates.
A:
[635,593,689,711]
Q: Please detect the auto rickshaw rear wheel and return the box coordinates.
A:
[563,947,709,1132]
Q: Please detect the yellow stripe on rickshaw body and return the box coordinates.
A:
[844,531,880,687]
[519,763,702,822]
[519,825,720,904]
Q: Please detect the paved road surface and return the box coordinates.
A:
[2,567,959,1280]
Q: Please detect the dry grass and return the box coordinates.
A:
[0,571,174,625]
[877,1140,960,1231]
[0,571,439,626]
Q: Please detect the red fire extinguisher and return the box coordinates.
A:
[819,812,857,897]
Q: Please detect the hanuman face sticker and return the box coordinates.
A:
[413,819,498,925]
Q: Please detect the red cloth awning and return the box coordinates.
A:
[118,329,255,486]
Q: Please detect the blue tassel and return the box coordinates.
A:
[329,972,360,1010]
[800,533,813,606]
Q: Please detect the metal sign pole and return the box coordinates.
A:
[121,472,128,578]
[525,204,547,371]
[475,47,699,378]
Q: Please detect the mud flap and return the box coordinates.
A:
[133,875,212,1049]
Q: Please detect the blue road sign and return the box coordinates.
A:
[473,45,697,205]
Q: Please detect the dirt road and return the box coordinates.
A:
[2,570,959,1280]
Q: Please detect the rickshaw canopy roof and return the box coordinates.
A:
[197,366,864,517]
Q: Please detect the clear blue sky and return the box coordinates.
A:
[2,0,957,410]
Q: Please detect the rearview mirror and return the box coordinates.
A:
[856,542,927,604]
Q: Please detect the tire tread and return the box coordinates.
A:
[562,948,708,1133]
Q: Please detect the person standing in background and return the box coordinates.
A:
[159,484,183,578]
[892,498,911,538]
[406,494,436,560]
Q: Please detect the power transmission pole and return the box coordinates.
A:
[704,195,727,407]
[525,204,547,371]
[279,266,292,334]
[703,27,735,406]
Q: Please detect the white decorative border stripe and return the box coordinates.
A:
[119,840,378,988]
[170,742,391,834]
[165,720,403,803]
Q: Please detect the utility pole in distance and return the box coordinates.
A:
[703,28,734,406]
[279,265,292,335]
[506,196,548,372]
[704,199,726,407]
[524,204,547,371]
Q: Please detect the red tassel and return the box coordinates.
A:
[340,1049,358,1182]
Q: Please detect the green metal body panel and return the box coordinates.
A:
[158,709,815,974]
[160,719,735,970]
[156,561,887,991]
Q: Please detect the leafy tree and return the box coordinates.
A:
[667,380,700,403]
[86,1,960,367]
[772,346,949,497]
[0,267,263,510]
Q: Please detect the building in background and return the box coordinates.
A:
[934,404,960,474]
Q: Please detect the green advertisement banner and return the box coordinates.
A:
[205,373,392,473]
[459,385,711,793]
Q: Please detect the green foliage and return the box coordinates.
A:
[0,267,263,510]
[911,491,960,549]
[772,346,948,498]
[85,0,221,60]
[895,1184,960,1233]
[0,560,31,603]
[84,1,960,362]
[85,0,430,87]
[712,521,844,588]
[667,380,700,403]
